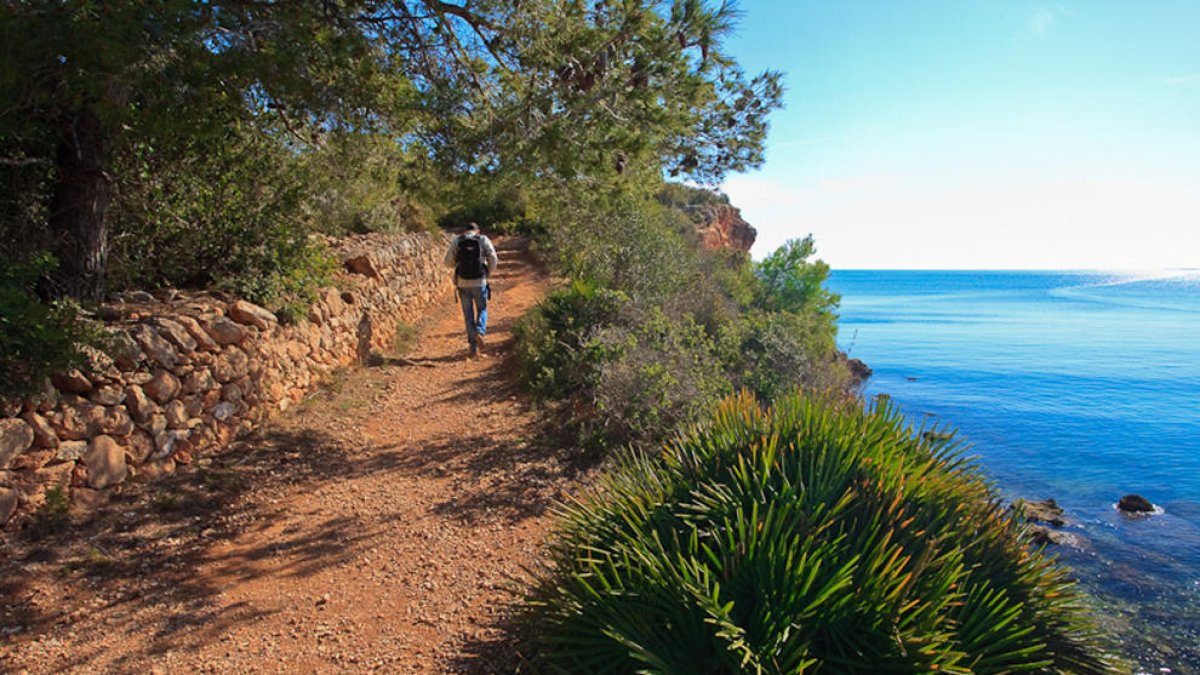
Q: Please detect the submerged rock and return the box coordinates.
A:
[1117,494,1155,513]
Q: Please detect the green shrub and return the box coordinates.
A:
[521,392,1117,673]
[514,280,630,401]
[0,253,106,398]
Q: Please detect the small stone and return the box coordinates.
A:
[228,300,277,331]
[58,400,106,440]
[85,435,128,489]
[1118,494,1155,513]
[144,370,181,404]
[51,369,93,394]
[183,368,215,395]
[9,449,54,471]
[0,418,35,469]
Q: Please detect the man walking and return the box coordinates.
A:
[444,223,498,358]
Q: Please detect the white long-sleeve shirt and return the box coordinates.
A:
[443,234,498,289]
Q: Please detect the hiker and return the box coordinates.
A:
[444,222,498,358]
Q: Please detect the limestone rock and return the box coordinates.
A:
[1014,498,1067,527]
[229,300,277,331]
[0,486,16,524]
[100,407,134,436]
[140,458,176,480]
[22,412,58,449]
[9,449,54,471]
[51,369,93,395]
[345,254,381,279]
[165,401,189,429]
[200,315,247,345]
[125,385,158,423]
[175,315,219,352]
[127,430,155,464]
[213,346,249,383]
[1,418,35,468]
[85,435,128,489]
[57,440,88,462]
[144,370,182,404]
[90,385,126,406]
[149,317,198,352]
[58,400,106,440]
[183,368,215,395]
[130,324,179,368]
[109,330,144,369]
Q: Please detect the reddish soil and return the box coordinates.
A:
[1,237,589,673]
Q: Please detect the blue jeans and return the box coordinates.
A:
[458,285,488,350]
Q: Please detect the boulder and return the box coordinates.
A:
[85,435,128,489]
[100,407,135,436]
[1118,494,1155,513]
[0,418,35,468]
[228,300,277,331]
[109,330,144,369]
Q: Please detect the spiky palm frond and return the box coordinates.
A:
[521,391,1120,674]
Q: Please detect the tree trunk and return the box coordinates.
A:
[47,107,112,302]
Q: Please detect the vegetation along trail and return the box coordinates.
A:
[1,237,586,673]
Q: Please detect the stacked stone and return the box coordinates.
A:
[0,232,451,527]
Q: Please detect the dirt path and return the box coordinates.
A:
[1,237,585,673]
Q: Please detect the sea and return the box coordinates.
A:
[825,270,1200,672]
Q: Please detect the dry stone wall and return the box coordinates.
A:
[0,232,451,527]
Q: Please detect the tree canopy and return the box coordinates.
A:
[1,0,783,299]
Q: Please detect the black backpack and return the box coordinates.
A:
[455,235,487,280]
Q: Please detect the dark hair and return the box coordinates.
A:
[465,222,480,233]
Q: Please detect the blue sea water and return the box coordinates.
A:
[826,270,1200,670]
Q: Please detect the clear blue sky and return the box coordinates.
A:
[720,1,1200,269]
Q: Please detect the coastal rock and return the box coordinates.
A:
[1028,524,1086,548]
[1118,494,1155,514]
[1014,498,1067,527]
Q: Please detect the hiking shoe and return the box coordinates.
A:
[475,332,486,350]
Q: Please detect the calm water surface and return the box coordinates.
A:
[826,270,1200,671]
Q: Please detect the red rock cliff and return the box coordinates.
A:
[692,202,756,253]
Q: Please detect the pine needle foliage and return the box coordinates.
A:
[521,392,1118,673]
